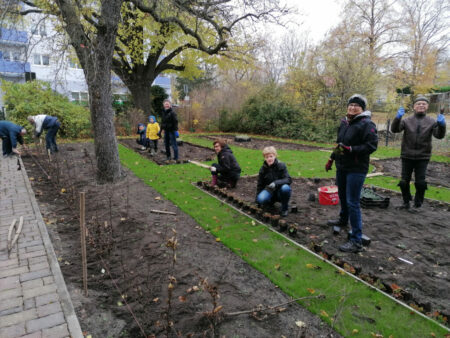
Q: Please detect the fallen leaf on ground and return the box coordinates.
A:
[295,321,306,328]
[307,288,315,294]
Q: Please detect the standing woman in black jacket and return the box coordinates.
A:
[325,94,378,253]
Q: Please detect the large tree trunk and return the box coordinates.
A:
[128,81,153,114]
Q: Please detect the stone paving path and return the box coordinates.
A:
[0,155,82,338]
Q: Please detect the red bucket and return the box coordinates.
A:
[318,185,339,205]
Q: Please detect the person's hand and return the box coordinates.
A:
[268,182,276,189]
[437,113,446,126]
[157,131,162,138]
[210,166,217,173]
[12,148,21,156]
[325,159,333,172]
[396,106,405,119]
[338,143,352,153]
[175,131,179,138]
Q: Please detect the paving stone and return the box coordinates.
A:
[24,298,36,311]
[0,323,26,338]
[20,268,52,282]
[0,287,22,301]
[26,312,65,333]
[0,306,22,316]
[30,259,50,270]
[20,250,47,260]
[21,332,42,338]
[0,275,20,290]
[23,284,57,300]
[0,309,37,329]
[42,323,69,338]
[22,278,44,290]
[42,276,54,285]
[0,297,22,312]
[0,265,29,279]
[26,245,45,253]
[37,302,62,317]
[35,292,59,307]
[28,256,48,265]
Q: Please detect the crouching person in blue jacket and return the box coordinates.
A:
[256,146,292,217]
[136,123,148,150]
[0,121,26,157]
[27,115,61,154]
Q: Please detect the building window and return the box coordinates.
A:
[33,54,50,66]
[68,59,81,69]
[71,91,89,102]
[31,22,47,37]
[3,50,11,61]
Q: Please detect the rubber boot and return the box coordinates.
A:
[210,175,218,187]
[414,181,427,208]
[397,180,411,209]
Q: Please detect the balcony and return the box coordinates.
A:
[0,59,31,77]
[0,28,28,46]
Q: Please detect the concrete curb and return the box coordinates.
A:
[19,156,83,338]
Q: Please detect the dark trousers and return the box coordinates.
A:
[401,158,428,183]
[336,169,366,244]
[149,139,158,151]
[164,131,178,160]
[2,137,12,155]
[45,122,60,152]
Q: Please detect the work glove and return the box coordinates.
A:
[210,166,217,173]
[338,143,352,153]
[396,106,405,119]
[325,159,333,172]
[437,113,446,126]
[266,182,276,193]
[175,131,179,138]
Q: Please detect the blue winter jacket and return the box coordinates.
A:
[0,121,24,149]
[137,123,147,143]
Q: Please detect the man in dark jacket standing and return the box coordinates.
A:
[0,121,26,157]
[325,94,378,253]
[158,99,179,162]
[391,95,446,209]
[256,146,292,217]
[210,138,241,188]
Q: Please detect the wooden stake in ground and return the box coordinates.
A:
[80,192,88,296]
[188,160,211,169]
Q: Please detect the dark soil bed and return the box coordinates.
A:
[120,138,215,165]
[372,158,450,188]
[198,176,450,323]
[201,135,326,152]
[22,143,339,338]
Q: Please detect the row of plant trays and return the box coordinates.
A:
[196,180,446,319]
[197,181,299,235]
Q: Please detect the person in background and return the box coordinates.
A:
[391,95,446,209]
[158,99,179,162]
[0,121,26,157]
[136,123,148,150]
[146,115,160,156]
[325,94,378,253]
[256,146,292,217]
[27,115,60,154]
[210,138,241,188]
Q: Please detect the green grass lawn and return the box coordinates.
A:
[119,141,449,337]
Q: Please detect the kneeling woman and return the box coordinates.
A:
[210,139,241,188]
[256,147,292,217]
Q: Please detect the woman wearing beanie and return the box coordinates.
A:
[325,94,378,253]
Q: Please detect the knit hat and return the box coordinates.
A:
[413,95,429,104]
[148,115,156,123]
[348,94,367,111]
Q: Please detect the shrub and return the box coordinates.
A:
[2,80,91,138]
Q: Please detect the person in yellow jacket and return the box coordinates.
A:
[146,115,160,156]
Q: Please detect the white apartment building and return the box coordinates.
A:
[0,15,171,112]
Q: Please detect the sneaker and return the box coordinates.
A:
[396,202,410,210]
[327,219,347,227]
[339,241,363,253]
[140,146,146,151]
[281,210,288,217]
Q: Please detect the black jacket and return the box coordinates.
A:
[331,111,378,173]
[213,145,241,180]
[160,108,178,132]
[391,113,446,160]
[257,159,292,195]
